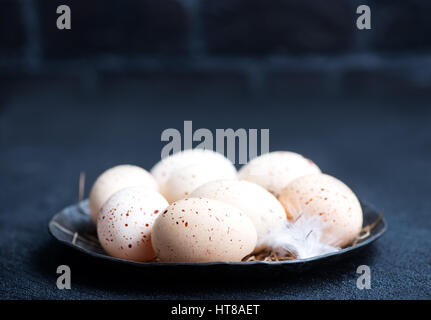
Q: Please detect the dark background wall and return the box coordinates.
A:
[2,0,431,97]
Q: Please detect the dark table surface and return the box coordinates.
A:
[1,78,430,299]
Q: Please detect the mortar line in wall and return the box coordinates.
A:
[245,64,266,96]
[57,53,431,72]
[178,0,207,57]
[2,53,431,77]
[19,0,42,70]
[349,0,375,53]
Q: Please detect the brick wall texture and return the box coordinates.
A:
[1,0,431,96]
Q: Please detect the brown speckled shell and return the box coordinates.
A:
[97,187,168,262]
[150,149,237,200]
[151,197,257,262]
[89,165,158,224]
[190,179,286,241]
[164,164,237,203]
[278,174,363,247]
[238,151,321,197]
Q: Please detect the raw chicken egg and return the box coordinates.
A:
[151,198,257,262]
[150,149,237,199]
[97,186,168,262]
[163,164,237,203]
[190,180,286,241]
[278,173,363,247]
[238,151,321,197]
[89,164,158,223]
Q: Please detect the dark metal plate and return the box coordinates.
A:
[48,200,387,271]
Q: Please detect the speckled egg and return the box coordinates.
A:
[150,149,237,199]
[151,198,257,262]
[238,151,321,197]
[163,164,237,203]
[97,186,168,262]
[89,165,158,224]
[278,174,363,247]
[190,180,286,241]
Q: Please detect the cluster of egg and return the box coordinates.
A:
[90,150,363,262]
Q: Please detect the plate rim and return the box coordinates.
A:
[48,200,387,267]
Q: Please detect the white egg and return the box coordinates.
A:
[190,180,286,241]
[89,165,158,224]
[163,164,237,203]
[150,149,237,198]
[278,173,363,247]
[238,151,321,197]
[97,186,168,262]
[152,197,257,262]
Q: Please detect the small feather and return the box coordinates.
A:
[257,214,339,259]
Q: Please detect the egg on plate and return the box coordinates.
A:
[238,151,321,197]
[151,197,257,262]
[89,165,158,223]
[163,164,237,203]
[278,173,363,247]
[97,186,169,262]
[151,149,237,201]
[190,179,286,241]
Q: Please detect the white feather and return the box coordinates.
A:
[257,214,340,260]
